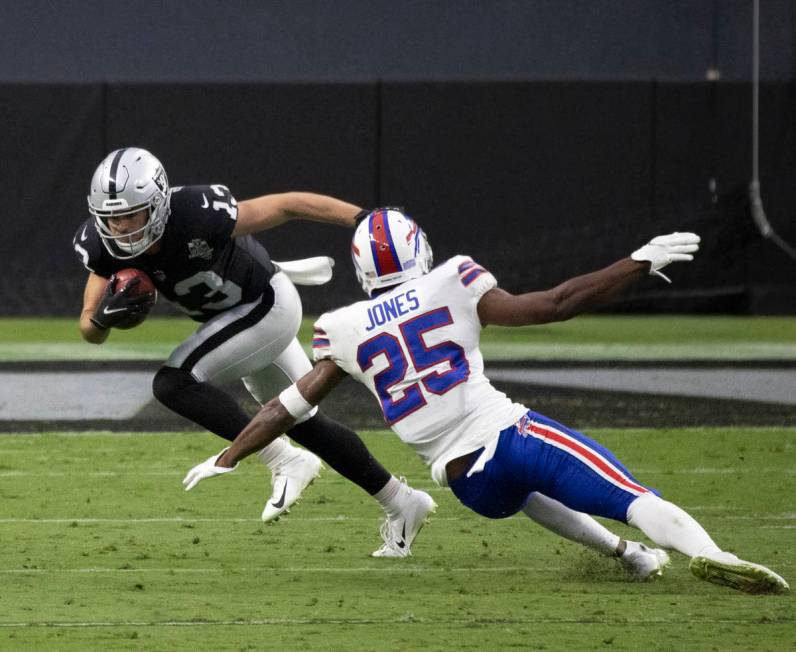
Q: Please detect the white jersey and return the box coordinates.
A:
[312,256,526,485]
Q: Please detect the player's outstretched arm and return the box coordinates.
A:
[478,232,700,327]
[233,192,363,236]
[477,258,646,326]
[183,361,348,490]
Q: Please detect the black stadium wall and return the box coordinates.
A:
[1,81,794,316]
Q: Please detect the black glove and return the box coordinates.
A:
[353,208,371,224]
[90,275,152,330]
[354,207,405,224]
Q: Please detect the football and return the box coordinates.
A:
[111,268,158,329]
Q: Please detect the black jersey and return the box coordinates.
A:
[73,184,276,322]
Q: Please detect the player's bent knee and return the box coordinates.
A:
[152,366,197,406]
[626,492,664,525]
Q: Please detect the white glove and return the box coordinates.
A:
[182,448,238,491]
[630,232,700,283]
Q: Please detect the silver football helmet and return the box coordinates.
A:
[87,147,171,259]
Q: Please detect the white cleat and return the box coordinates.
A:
[261,449,322,523]
[619,541,671,581]
[689,551,790,594]
[371,488,437,558]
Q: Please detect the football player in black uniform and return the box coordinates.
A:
[73,148,435,557]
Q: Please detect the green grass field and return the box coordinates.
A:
[1,428,793,651]
[1,316,793,649]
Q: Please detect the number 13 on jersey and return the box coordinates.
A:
[356,307,470,424]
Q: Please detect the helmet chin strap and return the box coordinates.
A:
[114,235,151,255]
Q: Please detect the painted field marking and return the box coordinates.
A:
[0,566,563,574]
[1,614,789,629]
[0,513,792,524]
[0,467,793,477]
[2,341,795,362]
[488,367,796,404]
[1,563,793,576]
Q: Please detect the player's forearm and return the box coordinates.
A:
[79,311,110,344]
[544,258,647,321]
[280,192,361,227]
[217,398,295,467]
[235,193,362,236]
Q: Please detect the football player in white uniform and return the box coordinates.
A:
[75,151,435,557]
[184,209,789,593]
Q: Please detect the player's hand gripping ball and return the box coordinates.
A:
[90,269,157,331]
[112,269,157,329]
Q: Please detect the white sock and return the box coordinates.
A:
[255,436,297,469]
[626,493,721,558]
[522,493,621,556]
[373,476,407,518]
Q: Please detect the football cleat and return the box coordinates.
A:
[689,552,790,594]
[371,487,437,558]
[619,541,671,581]
[261,448,322,523]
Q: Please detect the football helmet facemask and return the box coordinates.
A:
[87,147,171,259]
[351,209,433,297]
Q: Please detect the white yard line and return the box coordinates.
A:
[488,367,796,405]
[1,559,793,576]
[0,427,791,438]
[3,341,795,361]
[0,614,784,628]
[0,513,792,524]
[0,566,558,574]
[1,468,793,478]
[479,342,796,361]
[0,516,454,523]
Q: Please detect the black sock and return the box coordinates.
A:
[152,366,249,442]
[288,412,391,495]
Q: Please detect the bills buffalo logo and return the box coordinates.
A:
[187,239,213,260]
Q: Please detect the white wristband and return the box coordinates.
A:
[278,383,314,420]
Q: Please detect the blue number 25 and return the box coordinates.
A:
[356,308,470,424]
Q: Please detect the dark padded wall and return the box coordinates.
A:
[2,81,794,316]
[379,82,653,293]
[104,83,378,311]
[0,85,105,314]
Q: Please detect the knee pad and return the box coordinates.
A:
[152,366,197,406]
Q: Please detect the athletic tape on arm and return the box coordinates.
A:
[278,383,314,420]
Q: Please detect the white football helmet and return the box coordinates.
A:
[351,209,433,296]
[87,147,171,259]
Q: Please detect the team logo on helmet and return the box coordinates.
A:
[351,209,433,296]
[153,168,168,193]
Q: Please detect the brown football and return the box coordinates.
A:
[111,268,158,329]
